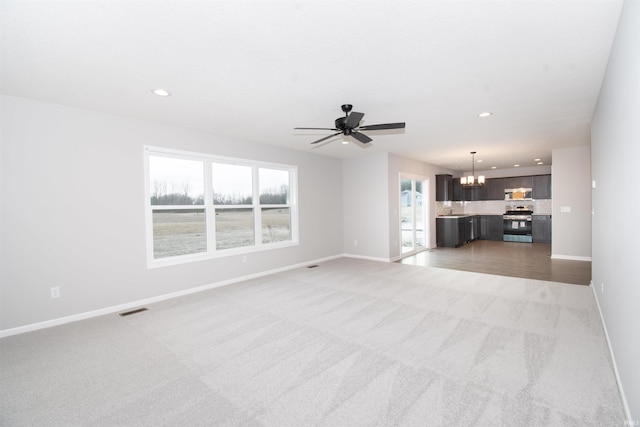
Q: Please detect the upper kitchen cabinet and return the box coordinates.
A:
[504,176,533,188]
[449,176,491,201]
[532,174,552,199]
[453,177,464,201]
[453,180,481,201]
[436,174,454,201]
[483,178,505,200]
[466,186,483,201]
[442,174,550,201]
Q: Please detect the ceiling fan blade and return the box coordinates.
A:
[358,122,406,131]
[310,131,342,145]
[350,131,372,144]
[345,111,364,128]
[294,127,339,131]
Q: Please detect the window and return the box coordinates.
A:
[145,146,298,267]
[212,163,255,250]
[259,168,291,244]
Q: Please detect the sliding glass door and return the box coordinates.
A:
[400,175,427,254]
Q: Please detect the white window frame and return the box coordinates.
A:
[144,146,299,268]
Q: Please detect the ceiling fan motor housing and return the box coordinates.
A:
[335,117,348,131]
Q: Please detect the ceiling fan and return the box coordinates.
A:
[294,104,406,146]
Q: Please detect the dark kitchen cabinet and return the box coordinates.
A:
[466,187,482,201]
[452,178,464,201]
[436,174,453,201]
[460,217,471,243]
[437,217,459,247]
[532,175,552,199]
[437,216,480,247]
[449,175,549,201]
[452,177,481,201]
[504,176,532,189]
[480,215,503,241]
[457,219,467,246]
[483,178,505,200]
[532,215,552,243]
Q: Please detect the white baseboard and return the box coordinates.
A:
[344,249,430,264]
[0,254,343,339]
[551,254,592,262]
[590,283,632,423]
[342,253,393,263]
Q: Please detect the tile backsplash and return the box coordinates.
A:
[436,199,552,216]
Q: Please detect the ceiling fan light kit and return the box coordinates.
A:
[294,104,405,147]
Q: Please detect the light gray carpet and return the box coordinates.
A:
[0,258,625,426]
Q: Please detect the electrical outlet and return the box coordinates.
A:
[242,255,247,263]
[51,287,60,299]
[601,282,604,294]
[353,240,358,247]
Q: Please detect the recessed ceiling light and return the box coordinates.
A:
[478,112,492,118]
[341,140,349,145]
[534,158,541,161]
[152,88,171,97]
[491,166,497,169]
[514,164,520,167]
[537,162,544,165]
[477,159,483,163]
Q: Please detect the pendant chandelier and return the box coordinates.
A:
[460,151,485,186]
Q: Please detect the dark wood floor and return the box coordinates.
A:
[399,240,591,285]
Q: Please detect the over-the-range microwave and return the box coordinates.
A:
[504,188,533,200]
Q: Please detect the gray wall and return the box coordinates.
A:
[342,152,453,261]
[342,152,390,260]
[0,95,344,331]
[551,146,592,260]
[461,164,551,180]
[388,153,454,255]
[591,0,640,420]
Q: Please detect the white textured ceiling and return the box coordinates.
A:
[0,1,623,172]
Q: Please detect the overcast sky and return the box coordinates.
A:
[149,156,288,199]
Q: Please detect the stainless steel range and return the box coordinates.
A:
[503,205,533,243]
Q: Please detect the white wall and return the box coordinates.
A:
[591,0,640,420]
[551,146,592,260]
[0,95,344,331]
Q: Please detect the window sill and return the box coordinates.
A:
[146,240,299,269]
